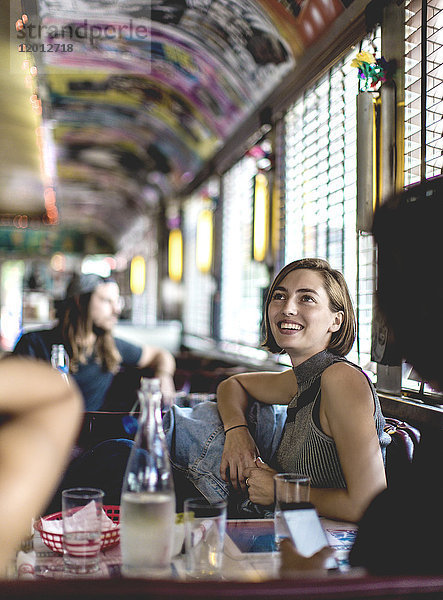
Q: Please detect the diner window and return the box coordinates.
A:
[404,0,443,185]
[402,0,443,403]
[182,195,216,339]
[219,157,270,349]
[283,39,379,372]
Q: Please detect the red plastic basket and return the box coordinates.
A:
[34,505,120,555]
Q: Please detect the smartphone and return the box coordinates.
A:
[282,502,339,570]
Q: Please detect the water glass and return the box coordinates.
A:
[274,473,310,544]
[184,498,227,579]
[62,487,104,574]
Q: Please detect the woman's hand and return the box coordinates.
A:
[280,538,334,577]
[220,427,258,491]
[244,457,277,505]
[217,370,295,493]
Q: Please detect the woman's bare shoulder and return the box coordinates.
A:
[322,360,367,383]
[321,361,373,405]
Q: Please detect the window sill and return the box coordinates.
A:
[378,392,443,429]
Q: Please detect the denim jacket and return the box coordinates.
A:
[163,400,287,504]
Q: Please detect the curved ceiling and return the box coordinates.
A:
[1,0,348,253]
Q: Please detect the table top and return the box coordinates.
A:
[18,518,358,582]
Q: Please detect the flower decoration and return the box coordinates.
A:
[351,51,376,68]
[351,51,395,90]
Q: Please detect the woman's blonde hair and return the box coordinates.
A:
[262,258,356,356]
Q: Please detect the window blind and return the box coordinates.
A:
[182,196,215,338]
[220,157,270,347]
[402,0,443,402]
[284,36,380,371]
[404,0,443,184]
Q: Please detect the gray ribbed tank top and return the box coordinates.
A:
[275,349,390,489]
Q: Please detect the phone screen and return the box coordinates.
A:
[282,506,338,570]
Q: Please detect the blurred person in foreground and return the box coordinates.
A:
[0,358,82,575]
[13,273,176,410]
[281,175,443,576]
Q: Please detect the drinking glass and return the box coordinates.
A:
[184,498,227,579]
[273,473,310,545]
[62,488,104,574]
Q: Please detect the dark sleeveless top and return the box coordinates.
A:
[275,350,390,488]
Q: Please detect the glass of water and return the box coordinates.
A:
[184,498,227,579]
[273,473,310,545]
[62,488,104,574]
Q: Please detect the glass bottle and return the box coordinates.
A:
[120,377,175,578]
[51,344,69,382]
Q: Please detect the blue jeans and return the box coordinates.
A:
[163,400,287,506]
[45,401,286,516]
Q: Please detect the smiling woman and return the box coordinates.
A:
[266,273,342,365]
[217,258,389,523]
[263,259,356,361]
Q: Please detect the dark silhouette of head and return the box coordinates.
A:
[372,175,443,391]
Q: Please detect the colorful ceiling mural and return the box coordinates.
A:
[3,0,349,251]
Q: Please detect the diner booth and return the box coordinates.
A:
[0,0,442,597]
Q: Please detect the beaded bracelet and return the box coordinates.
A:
[224,424,248,434]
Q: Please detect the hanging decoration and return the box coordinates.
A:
[351,51,395,91]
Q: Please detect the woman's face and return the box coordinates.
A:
[89,282,122,331]
[267,269,343,364]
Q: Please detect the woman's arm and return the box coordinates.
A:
[217,368,297,425]
[217,369,296,491]
[0,358,83,574]
[309,363,387,522]
[245,363,386,521]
